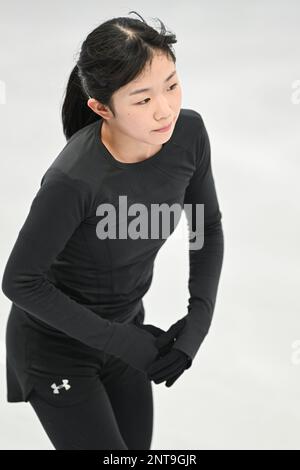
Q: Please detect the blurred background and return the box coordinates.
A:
[0,0,299,450]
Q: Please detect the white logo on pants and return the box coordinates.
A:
[51,379,71,394]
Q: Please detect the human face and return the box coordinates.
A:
[108,52,182,150]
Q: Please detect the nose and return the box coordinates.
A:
[154,97,173,122]
[155,113,172,126]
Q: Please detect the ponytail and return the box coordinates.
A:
[61,65,99,141]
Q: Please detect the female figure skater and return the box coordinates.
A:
[1,11,224,450]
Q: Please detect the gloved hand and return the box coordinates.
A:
[146,348,192,387]
[136,319,186,356]
[104,318,187,376]
[146,317,193,387]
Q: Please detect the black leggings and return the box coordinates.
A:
[27,357,153,450]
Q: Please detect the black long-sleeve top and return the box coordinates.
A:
[2,108,224,361]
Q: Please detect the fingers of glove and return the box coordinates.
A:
[151,362,187,384]
[150,362,186,383]
[146,350,181,376]
[149,357,184,379]
[165,370,184,387]
[147,351,188,382]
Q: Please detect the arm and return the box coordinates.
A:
[1,171,116,349]
[172,113,225,360]
[143,113,225,387]
[1,170,159,371]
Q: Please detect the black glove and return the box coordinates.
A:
[104,317,188,375]
[146,347,192,387]
[146,318,193,387]
[136,318,187,356]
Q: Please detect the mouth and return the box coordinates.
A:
[153,120,173,132]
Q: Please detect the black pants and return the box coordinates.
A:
[20,305,154,450]
[28,358,153,450]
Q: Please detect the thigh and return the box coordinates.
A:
[28,377,128,450]
[101,356,154,450]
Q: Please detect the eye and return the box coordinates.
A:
[135,83,178,106]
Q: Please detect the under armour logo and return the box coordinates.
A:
[51,379,71,394]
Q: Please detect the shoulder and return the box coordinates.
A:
[176,108,206,132]
[41,119,101,192]
[40,167,90,192]
[37,120,102,206]
[35,167,93,216]
[170,108,209,169]
[172,108,207,151]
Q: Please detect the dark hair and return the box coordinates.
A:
[61,11,177,140]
